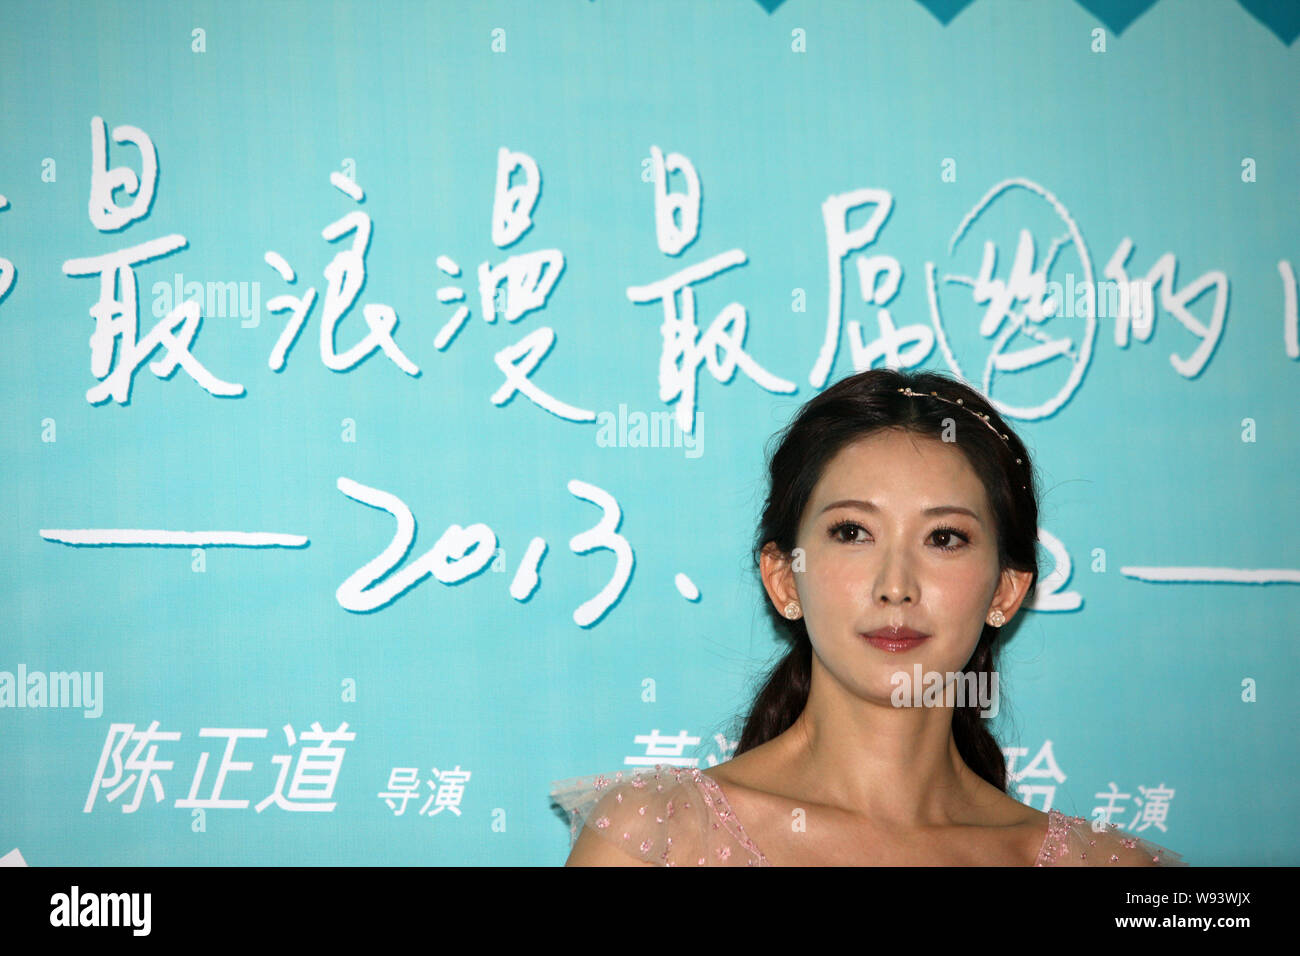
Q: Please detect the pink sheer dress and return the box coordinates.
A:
[550,764,1187,866]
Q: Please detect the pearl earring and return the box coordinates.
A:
[783,601,801,619]
[988,609,1005,627]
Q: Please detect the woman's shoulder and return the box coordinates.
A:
[706,757,1052,865]
[549,764,768,866]
[1036,809,1188,867]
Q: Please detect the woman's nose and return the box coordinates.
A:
[872,549,918,605]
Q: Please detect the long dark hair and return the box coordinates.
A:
[735,368,1041,792]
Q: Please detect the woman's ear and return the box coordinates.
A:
[759,541,799,616]
[992,567,1035,623]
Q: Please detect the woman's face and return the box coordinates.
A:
[763,428,1029,704]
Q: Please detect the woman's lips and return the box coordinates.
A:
[861,626,930,652]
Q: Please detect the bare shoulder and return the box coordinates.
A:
[950,788,1053,865]
[698,743,788,795]
[696,751,815,858]
[695,754,779,820]
[1013,805,1054,864]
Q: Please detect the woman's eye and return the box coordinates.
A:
[827,520,970,551]
[828,520,865,543]
[930,527,970,551]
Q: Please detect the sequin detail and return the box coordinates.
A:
[550,763,768,866]
[1031,809,1187,867]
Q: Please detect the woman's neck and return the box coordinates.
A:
[769,676,1000,831]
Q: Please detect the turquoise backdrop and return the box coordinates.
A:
[0,0,1296,865]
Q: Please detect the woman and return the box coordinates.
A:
[550,368,1186,866]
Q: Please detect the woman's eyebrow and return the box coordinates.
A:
[817,498,982,523]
